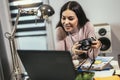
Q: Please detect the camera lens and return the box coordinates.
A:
[79,38,93,50]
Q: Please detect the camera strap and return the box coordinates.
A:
[87,48,96,70]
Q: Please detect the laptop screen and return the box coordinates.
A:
[17,50,76,80]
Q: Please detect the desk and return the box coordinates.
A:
[94,75,120,80]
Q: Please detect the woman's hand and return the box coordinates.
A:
[71,39,101,55]
[91,40,101,49]
[71,42,87,55]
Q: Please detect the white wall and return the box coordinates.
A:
[49,0,120,60]
[0,0,13,70]
[0,0,13,79]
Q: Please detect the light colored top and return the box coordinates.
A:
[55,22,100,59]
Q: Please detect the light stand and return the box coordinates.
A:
[5,4,54,80]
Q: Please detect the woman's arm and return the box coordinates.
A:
[55,27,67,50]
[71,22,101,59]
[55,27,66,41]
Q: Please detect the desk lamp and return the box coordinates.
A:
[5,4,54,80]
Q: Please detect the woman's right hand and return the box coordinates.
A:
[71,42,87,55]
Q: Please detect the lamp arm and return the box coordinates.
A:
[5,8,22,80]
[11,8,21,38]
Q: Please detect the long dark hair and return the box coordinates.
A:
[56,1,89,29]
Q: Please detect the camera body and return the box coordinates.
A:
[78,37,95,59]
[79,37,95,51]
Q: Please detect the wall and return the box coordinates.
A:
[49,0,120,60]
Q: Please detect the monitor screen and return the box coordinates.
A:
[17,50,76,80]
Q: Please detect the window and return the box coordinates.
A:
[9,0,50,50]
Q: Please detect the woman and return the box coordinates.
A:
[55,1,101,65]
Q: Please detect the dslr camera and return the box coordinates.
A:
[78,37,95,51]
[78,37,96,59]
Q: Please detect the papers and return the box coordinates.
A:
[94,69,115,77]
[110,60,120,70]
[81,56,114,70]
[110,60,120,75]
[115,69,120,75]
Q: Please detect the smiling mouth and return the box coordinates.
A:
[64,25,71,28]
[63,25,72,30]
[64,27,72,31]
[65,26,70,28]
[64,26,71,29]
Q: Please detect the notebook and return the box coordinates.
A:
[81,56,114,70]
[17,50,76,80]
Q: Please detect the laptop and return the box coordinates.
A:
[17,50,76,80]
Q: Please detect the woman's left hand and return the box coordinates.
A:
[91,40,101,49]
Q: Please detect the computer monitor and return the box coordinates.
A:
[17,50,76,80]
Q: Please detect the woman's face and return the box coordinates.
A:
[61,9,78,33]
